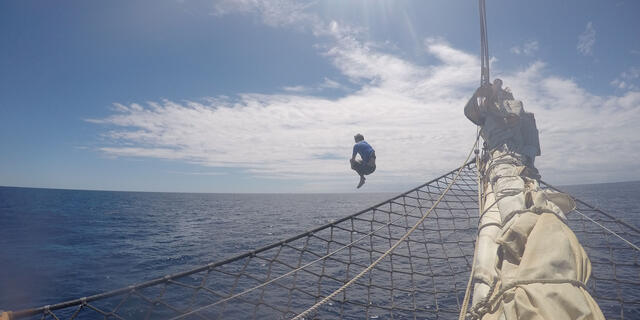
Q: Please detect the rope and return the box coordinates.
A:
[468,278,498,320]
[291,133,481,320]
[572,208,640,252]
[460,0,490,314]
[8,157,639,319]
[11,161,481,320]
[458,243,478,320]
[468,278,589,320]
[540,182,640,235]
[169,190,427,320]
[458,129,483,320]
[539,180,639,250]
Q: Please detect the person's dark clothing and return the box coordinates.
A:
[351,140,376,177]
[351,157,376,176]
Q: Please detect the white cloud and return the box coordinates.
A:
[577,22,596,56]
[90,5,640,190]
[501,62,640,184]
[90,35,480,188]
[510,40,539,56]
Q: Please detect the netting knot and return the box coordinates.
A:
[80,297,87,305]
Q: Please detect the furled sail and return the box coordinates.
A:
[463,82,605,320]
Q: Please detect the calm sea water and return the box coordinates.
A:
[0,188,395,311]
[0,181,638,312]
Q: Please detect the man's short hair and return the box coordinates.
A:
[354,133,364,142]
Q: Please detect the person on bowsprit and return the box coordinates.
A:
[464,78,541,170]
[350,133,376,189]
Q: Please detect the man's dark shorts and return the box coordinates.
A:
[351,159,376,176]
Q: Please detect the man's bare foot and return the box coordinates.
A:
[357,176,366,189]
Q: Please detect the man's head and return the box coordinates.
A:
[492,78,503,95]
[354,133,364,143]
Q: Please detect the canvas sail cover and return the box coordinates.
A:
[465,84,605,320]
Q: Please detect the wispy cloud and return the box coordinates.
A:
[168,171,228,176]
[320,77,344,90]
[577,22,596,56]
[282,85,309,93]
[610,66,640,91]
[510,40,539,56]
[281,78,348,93]
[89,3,640,189]
[211,0,320,30]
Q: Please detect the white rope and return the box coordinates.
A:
[169,188,427,319]
[468,278,588,320]
[573,209,640,252]
[291,134,481,320]
[458,127,483,320]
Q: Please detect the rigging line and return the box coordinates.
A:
[461,0,489,313]
[169,188,430,320]
[291,133,481,320]
[572,208,640,252]
[10,164,476,319]
[458,126,482,320]
[541,182,640,235]
[479,0,490,86]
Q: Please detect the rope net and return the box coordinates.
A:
[8,162,640,320]
[541,183,640,320]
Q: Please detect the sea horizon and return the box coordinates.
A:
[3,178,640,195]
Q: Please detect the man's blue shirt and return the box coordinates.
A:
[352,141,375,164]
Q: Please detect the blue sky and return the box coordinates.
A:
[1,0,639,193]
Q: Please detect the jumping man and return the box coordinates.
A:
[350,133,376,189]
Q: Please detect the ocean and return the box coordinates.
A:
[1,181,639,314]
